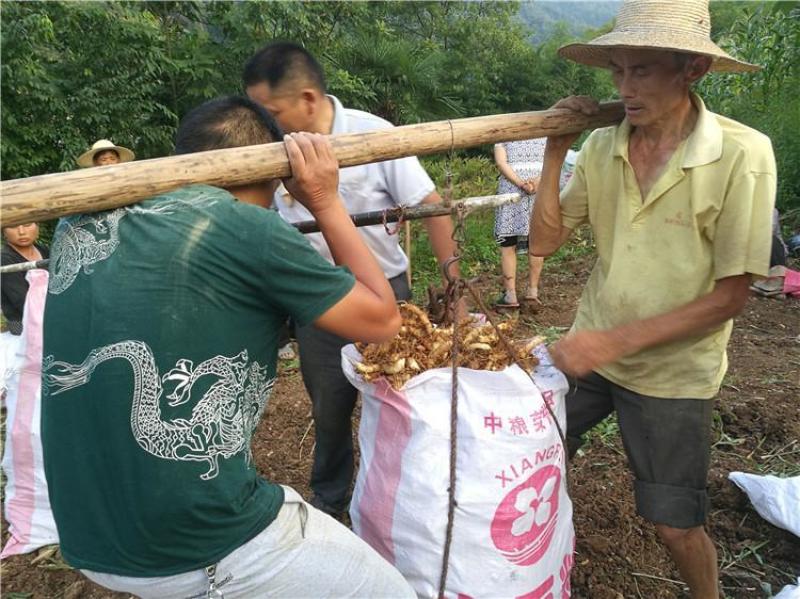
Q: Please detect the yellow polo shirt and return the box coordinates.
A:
[561,94,776,399]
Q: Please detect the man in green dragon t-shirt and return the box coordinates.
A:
[41,97,414,598]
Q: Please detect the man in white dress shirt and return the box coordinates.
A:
[244,41,460,518]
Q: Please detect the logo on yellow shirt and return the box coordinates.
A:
[664,211,693,229]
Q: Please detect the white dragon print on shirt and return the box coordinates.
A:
[44,341,273,480]
[48,194,219,295]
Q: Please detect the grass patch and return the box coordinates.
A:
[753,439,800,478]
[408,155,597,303]
[407,209,501,301]
[575,413,622,458]
[712,411,747,451]
[525,324,569,345]
[586,414,620,447]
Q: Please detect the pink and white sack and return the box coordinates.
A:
[1,270,60,558]
[342,343,574,598]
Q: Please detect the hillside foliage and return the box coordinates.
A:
[1,1,797,212]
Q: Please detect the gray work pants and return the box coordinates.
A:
[295,273,411,514]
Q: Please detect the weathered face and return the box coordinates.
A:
[93,149,120,166]
[246,81,315,133]
[608,49,697,127]
[3,223,39,248]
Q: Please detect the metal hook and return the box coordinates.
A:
[382,206,405,235]
[442,255,462,285]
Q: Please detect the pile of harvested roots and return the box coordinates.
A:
[354,303,541,389]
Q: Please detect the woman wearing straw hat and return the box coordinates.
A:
[77,139,135,168]
[530,1,775,597]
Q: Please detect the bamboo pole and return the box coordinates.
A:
[0,103,623,227]
[0,193,521,274]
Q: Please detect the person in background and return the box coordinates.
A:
[76,139,135,168]
[770,209,788,267]
[493,138,546,308]
[1,223,49,335]
[561,149,579,187]
[244,41,462,519]
[531,1,775,597]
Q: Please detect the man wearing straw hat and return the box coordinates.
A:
[76,139,136,168]
[531,1,775,597]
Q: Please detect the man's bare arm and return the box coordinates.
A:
[530,143,574,256]
[550,275,752,377]
[282,133,400,343]
[531,96,599,257]
[420,191,460,281]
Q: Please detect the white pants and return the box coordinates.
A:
[83,486,415,599]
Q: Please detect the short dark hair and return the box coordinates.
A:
[242,41,326,93]
[174,96,283,155]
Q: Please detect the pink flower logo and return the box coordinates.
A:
[511,476,557,536]
[491,465,561,566]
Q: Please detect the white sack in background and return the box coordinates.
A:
[728,472,800,538]
[1,270,59,558]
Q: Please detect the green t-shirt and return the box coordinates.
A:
[41,185,355,576]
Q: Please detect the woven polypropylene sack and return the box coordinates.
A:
[343,343,574,598]
[1,270,59,558]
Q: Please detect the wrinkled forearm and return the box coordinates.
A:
[531,145,568,256]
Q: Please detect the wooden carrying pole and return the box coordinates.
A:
[0,103,623,227]
[0,193,521,274]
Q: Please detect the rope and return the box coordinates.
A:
[437,275,463,599]
[443,120,455,208]
[436,180,464,599]
[436,199,569,597]
[382,206,406,235]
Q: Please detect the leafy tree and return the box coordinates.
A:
[700,3,800,211]
[1,2,176,178]
[2,0,796,220]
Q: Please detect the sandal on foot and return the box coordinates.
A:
[522,287,541,304]
[494,291,519,309]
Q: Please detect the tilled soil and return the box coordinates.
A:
[2,254,799,598]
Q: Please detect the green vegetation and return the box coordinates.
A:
[1,1,796,237]
[0,1,613,181]
[701,2,800,213]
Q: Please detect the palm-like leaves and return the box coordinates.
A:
[330,33,462,124]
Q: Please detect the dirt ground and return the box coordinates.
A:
[2,253,799,598]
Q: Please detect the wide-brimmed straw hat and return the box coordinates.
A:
[558,0,759,73]
[77,139,135,168]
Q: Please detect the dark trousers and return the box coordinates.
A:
[295,273,411,514]
[566,372,713,528]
